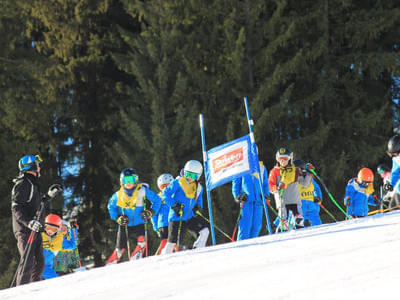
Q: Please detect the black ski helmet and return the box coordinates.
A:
[377,164,390,174]
[387,135,400,154]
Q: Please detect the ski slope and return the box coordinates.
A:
[2,211,400,300]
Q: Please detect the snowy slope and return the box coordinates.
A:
[2,211,400,300]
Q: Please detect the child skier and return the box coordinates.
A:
[161,160,209,254]
[154,173,174,254]
[42,214,76,279]
[294,159,322,226]
[344,168,378,218]
[268,148,312,231]
[106,168,161,264]
[232,161,270,240]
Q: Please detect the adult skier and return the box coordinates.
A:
[11,154,62,285]
[385,135,400,209]
[232,161,270,240]
[161,160,209,254]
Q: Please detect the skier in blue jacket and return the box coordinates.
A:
[161,160,209,254]
[106,168,161,263]
[232,161,269,240]
[154,173,174,254]
[294,159,322,226]
[344,168,377,217]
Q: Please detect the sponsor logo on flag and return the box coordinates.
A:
[205,135,258,191]
[212,148,244,174]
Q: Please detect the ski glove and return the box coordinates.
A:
[28,220,43,232]
[383,183,393,192]
[236,194,247,203]
[116,215,129,226]
[172,203,184,216]
[344,196,350,206]
[278,182,286,190]
[314,196,322,204]
[192,204,201,215]
[47,184,63,199]
[305,163,315,172]
[140,209,154,221]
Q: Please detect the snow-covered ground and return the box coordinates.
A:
[2,211,400,300]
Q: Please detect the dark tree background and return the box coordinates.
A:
[0,0,399,289]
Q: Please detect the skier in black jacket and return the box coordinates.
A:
[11,154,46,286]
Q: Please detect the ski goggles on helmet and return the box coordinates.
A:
[122,174,138,185]
[184,171,200,181]
[377,168,384,174]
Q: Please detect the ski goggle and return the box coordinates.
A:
[122,175,138,185]
[45,224,59,234]
[184,171,200,181]
[277,156,290,162]
[377,169,384,174]
[359,181,372,188]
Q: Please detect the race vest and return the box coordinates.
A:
[178,177,198,199]
[42,232,65,252]
[280,165,296,186]
[116,184,143,209]
[299,181,314,201]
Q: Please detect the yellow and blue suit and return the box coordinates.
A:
[299,179,322,226]
[42,228,76,279]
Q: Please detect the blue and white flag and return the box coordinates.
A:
[205,135,259,191]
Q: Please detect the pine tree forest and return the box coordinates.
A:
[0,0,399,289]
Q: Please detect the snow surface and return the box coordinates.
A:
[2,211,400,300]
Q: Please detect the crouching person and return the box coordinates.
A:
[161,160,209,254]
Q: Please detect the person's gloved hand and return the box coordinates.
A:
[383,183,393,192]
[192,204,201,215]
[278,182,286,191]
[314,196,322,204]
[116,215,129,226]
[305,163,315,172]
[47,184,63,199]
[140,209,154,221]
[172,203,184,216]
[344,196,351,206]
[28,220,43,232]
[235,194,247,203]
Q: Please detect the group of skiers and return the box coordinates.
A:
[105,159,209,264]
[11,134,400,286]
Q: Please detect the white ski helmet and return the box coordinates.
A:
[157,173,174,189]
[183,160,203,179]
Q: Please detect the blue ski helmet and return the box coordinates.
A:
[18,155,43,172]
